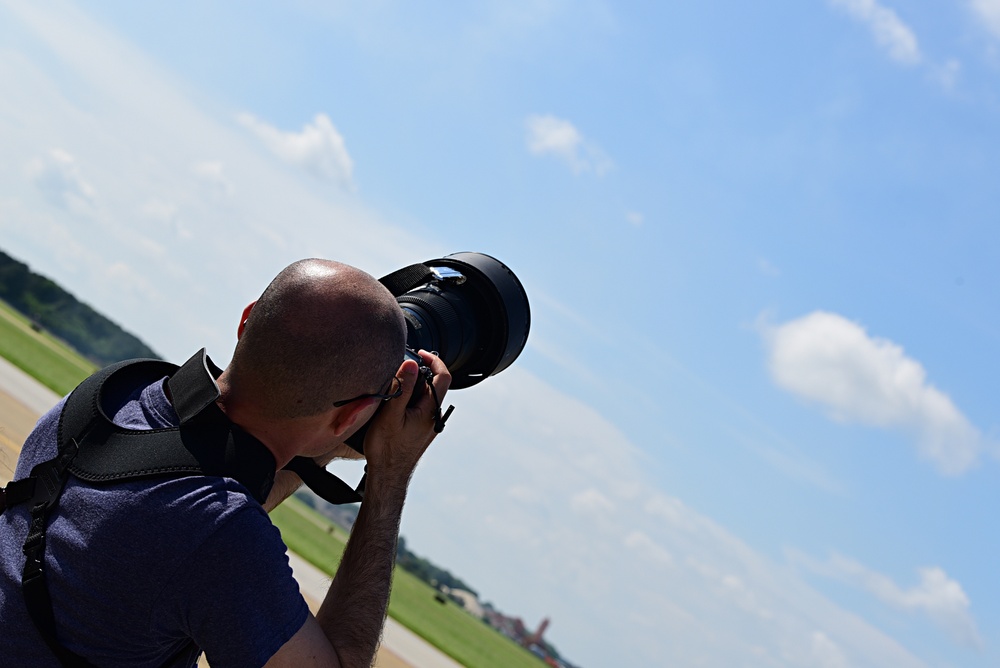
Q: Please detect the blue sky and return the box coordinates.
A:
[1,1,998,665]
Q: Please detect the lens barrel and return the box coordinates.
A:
[396,252,530,390]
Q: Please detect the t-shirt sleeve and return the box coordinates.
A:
[151,501,310,668]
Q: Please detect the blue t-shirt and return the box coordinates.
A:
[0,376,309,667]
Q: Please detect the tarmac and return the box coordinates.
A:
[0,356,462,668]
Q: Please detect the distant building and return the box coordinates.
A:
[442,587,484,618]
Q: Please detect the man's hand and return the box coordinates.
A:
[362,350,452,493]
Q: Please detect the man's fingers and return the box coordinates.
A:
[416,350,452,397]
[377,351,451,429]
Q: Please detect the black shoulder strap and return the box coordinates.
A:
[61,350,276,504]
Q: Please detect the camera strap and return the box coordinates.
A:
[378,263,437,297]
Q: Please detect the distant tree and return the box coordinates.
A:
[0,248,158,365]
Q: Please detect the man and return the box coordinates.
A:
[0,258,451,667]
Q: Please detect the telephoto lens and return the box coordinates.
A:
[292,252,530,499]
[393,252,530,389]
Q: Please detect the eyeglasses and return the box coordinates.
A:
[332,375,403,407]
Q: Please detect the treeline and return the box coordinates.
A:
[396,535,478,597]
[295,489,477,596]
[0,249,159,365]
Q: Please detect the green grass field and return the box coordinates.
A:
[0,299,95,395]
[272,497,549,668]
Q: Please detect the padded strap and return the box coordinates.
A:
[65,352,275,505]
[167,349,222,423]
[378,263,435,297]
[0,477,35,513]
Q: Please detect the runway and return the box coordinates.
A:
[0,356,461,668]
[0,355,59,485]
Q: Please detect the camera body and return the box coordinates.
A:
[403,347,436,398]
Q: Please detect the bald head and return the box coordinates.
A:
[228,259,406,419]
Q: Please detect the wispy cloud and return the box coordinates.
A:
[791,551,982,648]
[829,0,921,65]
[930,58,962,90]
[570,488,616,514]
[757,257,781,277]
[761,311,982,475]
[970,0,1000,39]
[25,149,98,215]
[408,367,932,667]
[525,114,613,175]
[624,531,674,568]
[238,112,356,189]
[0,1,434,365]
[191,160,234,197]
[728,428,847,495]
[810,631,852,668]
[138,198,192,241]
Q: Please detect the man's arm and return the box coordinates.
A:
[264,350,451,667]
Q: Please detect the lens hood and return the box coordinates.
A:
[391,252,530,390]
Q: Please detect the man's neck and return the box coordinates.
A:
[214,372,299,469]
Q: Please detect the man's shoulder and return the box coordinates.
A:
[13,396,66,480]
[14,367,176,478]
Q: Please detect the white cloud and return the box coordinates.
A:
[191,160,233,197]
[930,58,962,90]
[625,210,644,227]
[793,552,982,648]
[623,531,673,567]
[757,257,781,277]
[686,557,773,621]
[730,430,847,495]
[238,112,355,189]
[970,0,1000,39]
[570,488,615,514]
[829,0,921,65]
[525,114,613,175]
[811,631,852,668]
[139,198,193,240]
[763,311,982,475]
[507,484,541,504]
[403,368,932,668]
[25,148,98,215]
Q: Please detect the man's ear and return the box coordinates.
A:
[237,301,257,339]
[330,398,377,438]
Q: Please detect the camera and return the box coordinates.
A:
[390,252,531,388]
[345,252,530,450]
[288,252,529,502]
